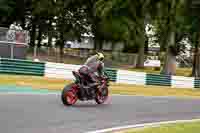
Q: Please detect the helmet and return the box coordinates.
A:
[96,52,104,61]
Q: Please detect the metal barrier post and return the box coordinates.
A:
[34,44,37,58]
[10,43,14,59]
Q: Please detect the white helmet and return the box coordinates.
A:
[96,52,104,61]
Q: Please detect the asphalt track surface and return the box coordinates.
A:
[1,94,200,133]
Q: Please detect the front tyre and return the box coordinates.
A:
[95,87,109,104]
[61,83,78,106]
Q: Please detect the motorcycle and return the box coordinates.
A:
[61,70,110,106]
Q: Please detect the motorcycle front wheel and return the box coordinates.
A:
[95,87,109,104]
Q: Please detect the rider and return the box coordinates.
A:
[79,52,105,89]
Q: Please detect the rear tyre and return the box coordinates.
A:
[95,87,109,104]
[61,83,78,106]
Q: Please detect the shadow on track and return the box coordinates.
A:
[72,103,111,108]
[59,95,112,108]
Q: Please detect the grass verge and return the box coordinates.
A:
[0,74,200,98]
[116,121,200,133]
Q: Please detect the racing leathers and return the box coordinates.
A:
[79,54,104,87]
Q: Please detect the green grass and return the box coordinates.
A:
[118,121,200,133]
[1,74,200,98]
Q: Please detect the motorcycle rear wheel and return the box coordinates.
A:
[61,83,78,106]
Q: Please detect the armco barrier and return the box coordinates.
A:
[104,68,117,82]
[45,62,81,80]
[45,62,117,82]
[117,70,146,85]
[172,76,194,89]
[0,58,45,76]
[146,74,171,86]
[194,78,200,88]
[0,58,199,89]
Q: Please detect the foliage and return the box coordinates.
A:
[0,0,200,74]
[0,0,16,26]
[153,0,188,52]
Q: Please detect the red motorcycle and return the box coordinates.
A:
[61,70,110,106]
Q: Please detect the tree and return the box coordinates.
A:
[153,0,188,75]
[0,0,16,27]
[82,0,108,50]
[50,0,90,62]
[21,0,89,61]
[96,0,161,68]
[189,0,200,77]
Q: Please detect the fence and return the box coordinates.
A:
[27,48,139,68]
[0,27,29,43]
[0,27,29,59]
[0,58,199,89]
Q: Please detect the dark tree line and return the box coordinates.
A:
[1,0,200,77]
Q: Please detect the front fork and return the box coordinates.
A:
[97,81,108,94]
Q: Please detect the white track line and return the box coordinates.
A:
[86,119,200,133]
